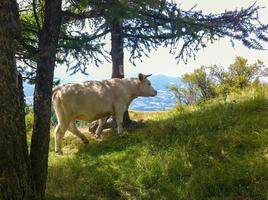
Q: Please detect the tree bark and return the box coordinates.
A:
[110,19,131,126]
[30,0,62,199]
[0,0,36,199]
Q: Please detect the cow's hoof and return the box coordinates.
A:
[94,134,102,140]
[118,133,127,138]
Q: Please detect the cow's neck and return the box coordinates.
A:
[126,79,140,102]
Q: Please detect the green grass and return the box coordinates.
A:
[46,87,268,200]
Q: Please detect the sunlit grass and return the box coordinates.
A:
[46,86,268,200]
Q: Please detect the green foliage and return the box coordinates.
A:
[170,66,216,104]
[228,57,266,89]
[184,66,216,100]
[25,105,34,131]
[171,56,267,104]
[46,87,268,199]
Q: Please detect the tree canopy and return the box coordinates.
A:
[17,0,268,80]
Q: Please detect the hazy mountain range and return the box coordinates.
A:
[23,74,181,111]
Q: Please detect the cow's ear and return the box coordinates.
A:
[138,73,145,81]
[145,74,152,78]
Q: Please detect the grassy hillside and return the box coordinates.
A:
[46,86,268,200]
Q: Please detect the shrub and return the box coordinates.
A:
[171,56,267,104]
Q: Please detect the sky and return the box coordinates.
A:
[54,0,268,82]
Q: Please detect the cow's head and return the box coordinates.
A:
[138,73,157,97]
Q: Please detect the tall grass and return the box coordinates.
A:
[46,86,268,200]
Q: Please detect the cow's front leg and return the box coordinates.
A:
[116,114,123,135]
[115,104,127,136]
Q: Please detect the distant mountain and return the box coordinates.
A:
[148,74,180,90]
[24,74,181,111]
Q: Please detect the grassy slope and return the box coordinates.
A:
[46,87,268,200]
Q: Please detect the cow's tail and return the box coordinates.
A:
[52,86,61,101]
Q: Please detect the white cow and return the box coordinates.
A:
[52,73,157,154]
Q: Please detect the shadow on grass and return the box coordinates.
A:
[47,95,268,200]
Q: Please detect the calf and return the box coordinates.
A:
[52,73,157,154]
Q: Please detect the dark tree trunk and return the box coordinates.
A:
[89,18,133,133]
[0,0,36,199]
[110,19,131,126]
[30,0,62,199]
[111,19,124,79]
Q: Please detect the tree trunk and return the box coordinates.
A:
[0,0,36,199]
[89,18,132,133]
[110,19,131,126]
[30,0,62,199]
[111,19,124,79]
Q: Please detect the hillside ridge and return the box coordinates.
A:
[45,87,268,200]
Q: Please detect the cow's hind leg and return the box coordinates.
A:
[95,117,108,138]
[55,122,68,154]
[68,121,89,144]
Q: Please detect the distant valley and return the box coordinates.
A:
[130,75,180,111]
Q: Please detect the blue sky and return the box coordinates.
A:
[54,0,268,82]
